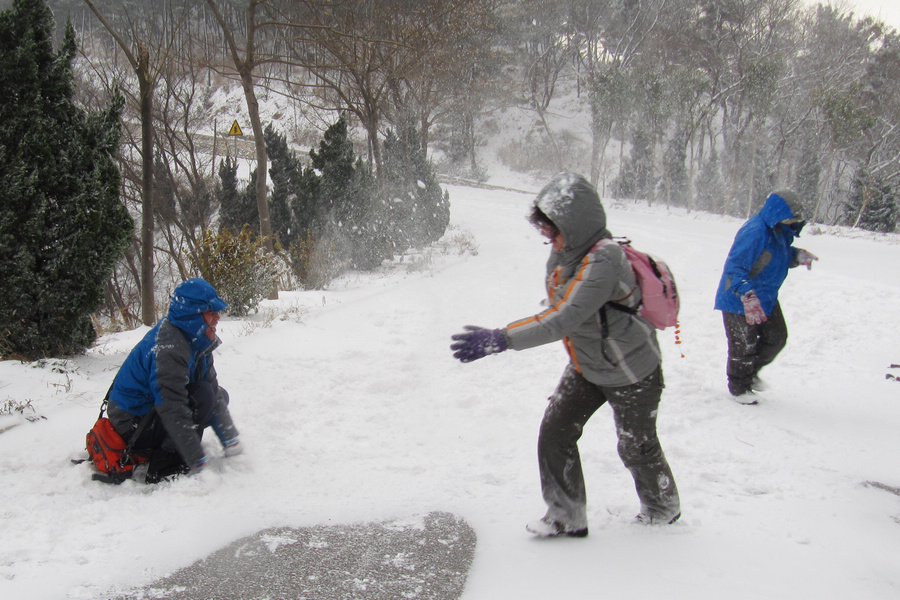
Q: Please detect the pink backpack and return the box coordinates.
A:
[595,239,680,330]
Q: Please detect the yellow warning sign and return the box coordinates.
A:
[228,120,244,136]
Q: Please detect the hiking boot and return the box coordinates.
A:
[132,463,150,485]
[526,517,588,538]
[751,376,767,392]
[223,438,243,457]
[730,390,759,405]
[634,512,681,525]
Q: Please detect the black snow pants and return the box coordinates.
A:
[114,383,238,482]
[121,381,220,451]
[537,363,680,529]
[722,302,787,396]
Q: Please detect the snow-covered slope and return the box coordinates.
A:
[1,183,898,599]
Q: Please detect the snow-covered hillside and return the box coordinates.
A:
[1,183,899,599]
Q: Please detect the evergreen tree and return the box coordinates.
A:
[292,162,322,237]
[0,0,132,359]
[695,147,725,213]
[264,124,299,244]
[217,156,258,233]
[844,169,898,233]
[153,155,178,224]
[613,125,653,201]
[310,114,358,227]
[661,130,688,208]
[747,145,776,218]
[308,115,381,269]
[381,122,450,249]
[795,128,821,221]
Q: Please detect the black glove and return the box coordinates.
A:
[450,326,508,363]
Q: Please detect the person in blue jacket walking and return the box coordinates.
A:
[715,190,818,403]
[108,278,242,482]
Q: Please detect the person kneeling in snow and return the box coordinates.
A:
[450,172,681,538]
[108,278,242,483]
[714,189,818,404]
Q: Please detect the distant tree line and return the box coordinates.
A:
[3,0,900,358]
[502,0,900,231]
[66,0,900,327]
[66,0,483,329]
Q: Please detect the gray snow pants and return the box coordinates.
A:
[537,363,680,529]
[722,302,787,396]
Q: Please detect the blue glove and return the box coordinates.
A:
[451,326,508,363]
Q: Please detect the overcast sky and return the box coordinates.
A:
[806,0,900,29]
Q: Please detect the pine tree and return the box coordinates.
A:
[310,114,358,228]
[613,125,653,201]
[381,122,450,250]
[661,130,688,208]
[264,124,299,244]
[217,156,258,233]
[0,0,132,359]
[795,127,821,220]
[695,147,725,213]
[292,163,322,237]
[844,169,898,233]
[308,115,381,269]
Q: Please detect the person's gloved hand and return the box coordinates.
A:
[741,292,767,325]
[450,326,507,363]
[796,248,819,270]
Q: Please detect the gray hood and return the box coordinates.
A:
[508,172,660,386]
[535,172,611,267]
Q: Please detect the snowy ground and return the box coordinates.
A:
[1,183,899,600]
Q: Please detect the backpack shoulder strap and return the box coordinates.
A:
[120,407,156,467]
[98,380,115,420]
[101,372,155,466]
[593,237,640,339]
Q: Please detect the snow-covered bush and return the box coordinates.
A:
[192,227,284,316]
[287,230,345,290]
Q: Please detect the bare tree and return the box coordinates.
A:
[204,0,278,301]
[276,0,454,172]
[572,0,672,189]
[84,0,170,324]
[381,0,501,156]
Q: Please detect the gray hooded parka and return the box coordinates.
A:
[504,173,661,387]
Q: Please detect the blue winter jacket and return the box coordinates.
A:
[714,193,800,316]
[108,278,227,468]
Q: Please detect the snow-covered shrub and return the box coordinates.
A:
[287,230,345,290]
[192,227,284,316]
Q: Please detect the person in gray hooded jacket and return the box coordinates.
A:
[450,172,680,537]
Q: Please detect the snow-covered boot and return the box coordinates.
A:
[751,376,768,392]
[223,437,243,457]
[525,517,588,538]
[634,511,681,525]
[730,390,759,405]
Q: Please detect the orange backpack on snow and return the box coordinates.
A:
[85,386,153,484]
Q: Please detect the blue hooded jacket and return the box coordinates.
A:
[111,278,228,415]
[714,193,800,316]
[108,279,227,468]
